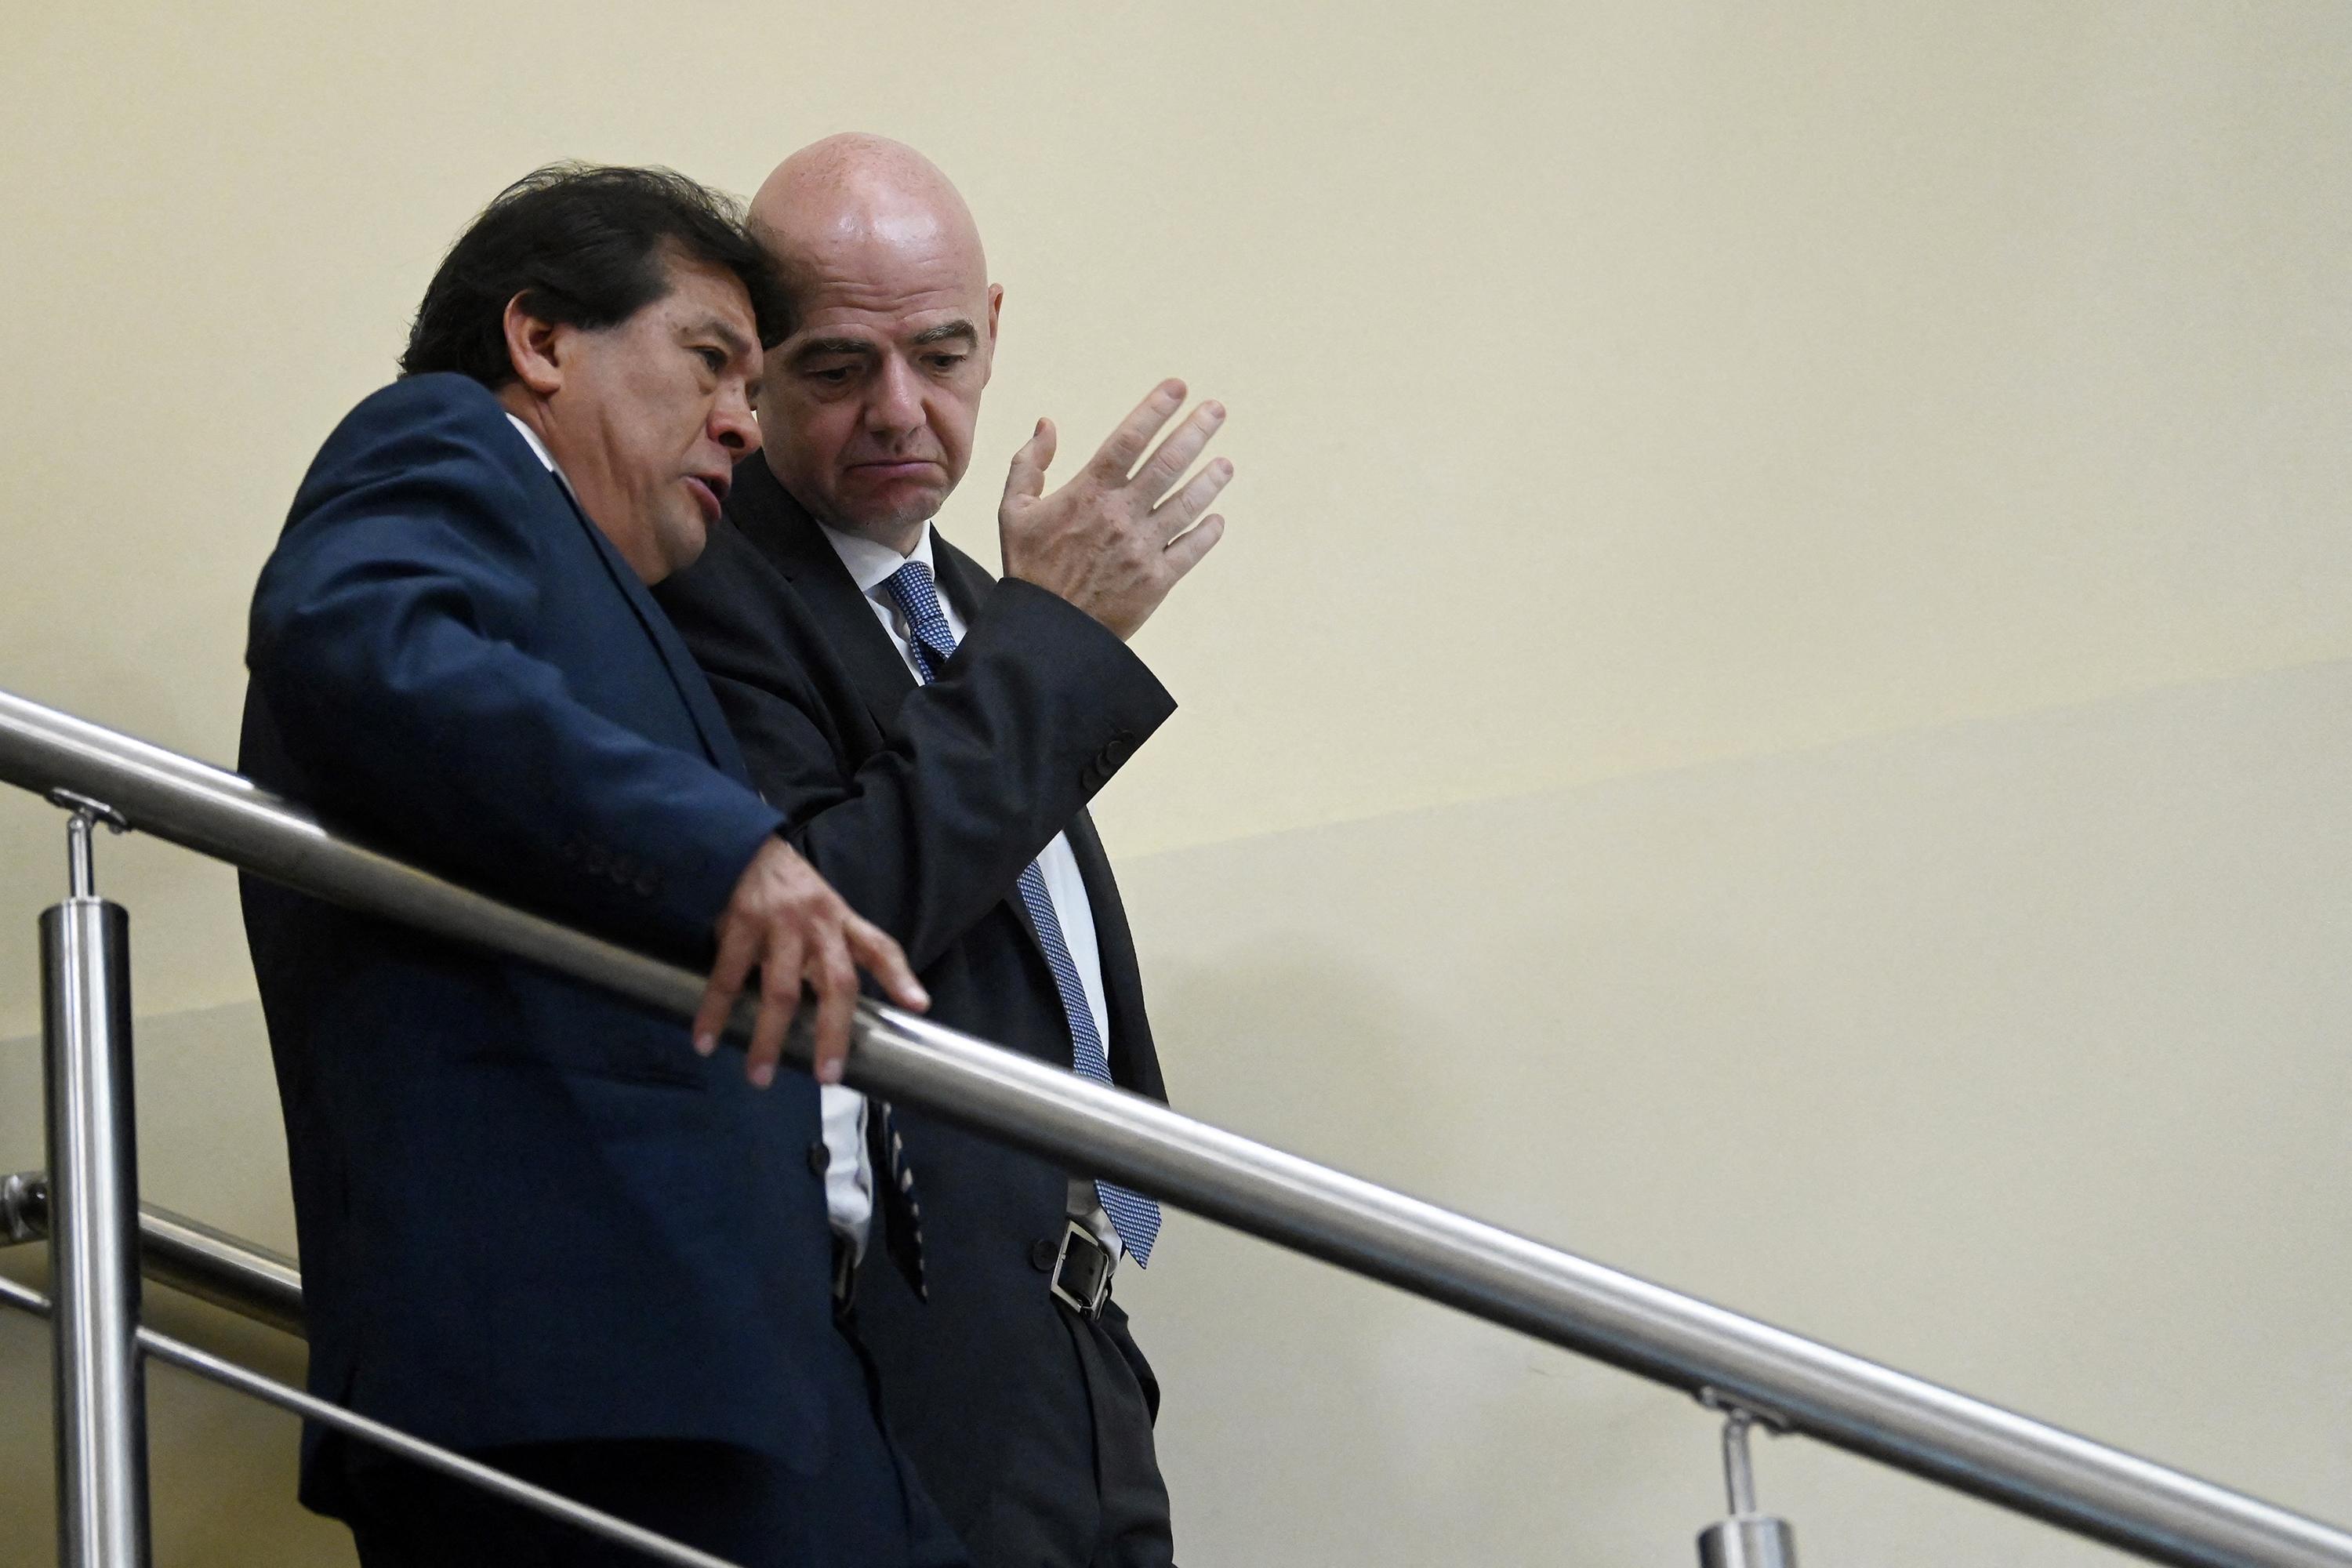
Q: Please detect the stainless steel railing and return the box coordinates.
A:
[2,1177,305,1336]
[4,682,2350,1568]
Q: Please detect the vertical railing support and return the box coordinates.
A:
[41,794,148,1568]
[1696,1392,1799,1568]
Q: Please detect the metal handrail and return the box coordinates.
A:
[4,684,2349,1568]
[1,1176,304,1336]
[0,1273,739,1568]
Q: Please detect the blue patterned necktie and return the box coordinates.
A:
[883,560,1162,1266]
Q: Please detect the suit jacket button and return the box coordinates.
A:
[1028,1238,1058,1272]
[808,1141,830,1176]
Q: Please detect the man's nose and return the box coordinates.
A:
[712,383,760,456]
[864,356,924,437]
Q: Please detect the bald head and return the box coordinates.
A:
[747,135,1002,548]
[752,134,988,296]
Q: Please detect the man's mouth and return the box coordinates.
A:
[849,459,941,481]
[684,471,730,521]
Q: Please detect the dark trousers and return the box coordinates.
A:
[342,1326,969,1568]
[953,1306,1174,1568]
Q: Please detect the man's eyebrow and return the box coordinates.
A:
[789,335,878,363]
[686,315,757,361]
[909,321,978,350]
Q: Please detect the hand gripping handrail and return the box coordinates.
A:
[3,685,2348,1568]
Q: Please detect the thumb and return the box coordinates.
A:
[1000,417,1057,507]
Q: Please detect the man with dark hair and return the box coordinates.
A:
[240,163,967,1567]
[655,134,1229,1568]
[401,162,789,388]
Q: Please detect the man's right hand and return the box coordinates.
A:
[692,837,928,1090]
[997,379,1233,641]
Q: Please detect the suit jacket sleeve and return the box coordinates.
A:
[246,385,785,956]
[668,535,1175,972]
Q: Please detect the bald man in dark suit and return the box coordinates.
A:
[656,135,1232,1568]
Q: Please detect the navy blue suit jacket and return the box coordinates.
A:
[238,373,852,1512]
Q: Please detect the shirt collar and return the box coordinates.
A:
[503,412,579,502]
[816,518,938,597]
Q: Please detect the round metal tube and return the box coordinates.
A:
[1722,1413,1759,1515]
[0,1276,739,1568]
[1698,1516,1800,1568]
[0,1180,305,1338]
[65,814,95,900]
[4,687,2351,1568]
[42,891,149,1568]
[132,1204,304,1338]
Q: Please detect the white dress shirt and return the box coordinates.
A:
[817,521,1124,1258]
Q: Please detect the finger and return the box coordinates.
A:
[1131,400,1225,504]
[806,938,858,1086]
[1148,456,1236,543]
[1089,380,1187,482]
[745,931,806,1087]
[693,920,761,1054]
[1161,513,1226,580]
[846,915,928,1013]
[1000,417,1057,506]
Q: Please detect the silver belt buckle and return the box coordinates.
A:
[1050,1219,1113,1319]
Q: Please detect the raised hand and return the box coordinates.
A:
[997,380,1233,641]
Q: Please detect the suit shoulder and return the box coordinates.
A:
[296,374,535,516]
[321,372,514,454]
[260,373,566,648]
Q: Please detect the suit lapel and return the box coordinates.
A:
[724,459,918,741]
[930,533,998,626]
[1062,809,1161,1098]
[505,426,751,781]
[923,535,1060,956]
[719,466,1082,988]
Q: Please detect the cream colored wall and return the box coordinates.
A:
[1,1,2347,1563]
[3,0,2347,1040]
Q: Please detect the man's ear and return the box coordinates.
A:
[502,293,566,395]
[980,283,1005,386]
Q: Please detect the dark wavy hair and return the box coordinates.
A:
[400,162,790,387]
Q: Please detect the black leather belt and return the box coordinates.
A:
[1050,1219,1115,1319]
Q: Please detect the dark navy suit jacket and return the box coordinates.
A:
[653,458,1175,1541]
[238,373,854,1512]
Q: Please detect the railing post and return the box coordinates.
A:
[1696,1393,1799,1568]
[41,796,148,1568]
